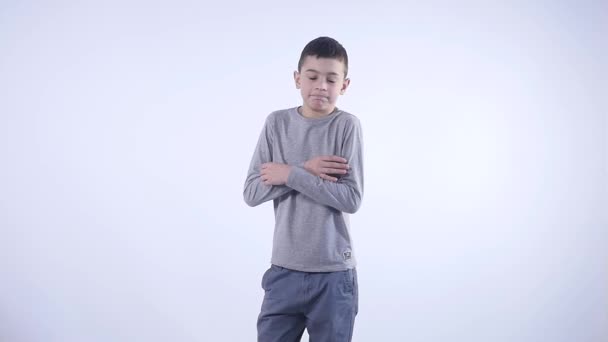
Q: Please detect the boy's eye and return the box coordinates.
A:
[307,77,337,84]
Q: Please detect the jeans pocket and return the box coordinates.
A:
[261,266,273,290]
[343,269,354,294]
[353,268,359,315]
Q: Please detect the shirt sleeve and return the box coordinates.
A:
[243,116,294,207]
[285,117,364,214]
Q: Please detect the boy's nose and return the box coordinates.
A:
[315,80,328,90]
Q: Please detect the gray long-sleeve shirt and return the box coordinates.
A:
[243,106,364,272]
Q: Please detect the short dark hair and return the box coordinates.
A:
[297,36,349,77]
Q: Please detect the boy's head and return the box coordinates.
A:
[297,36,349,77]
[294,37,350,117]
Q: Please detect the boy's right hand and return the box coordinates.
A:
[304,155,350,182]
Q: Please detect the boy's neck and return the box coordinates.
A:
[298,105,337,119]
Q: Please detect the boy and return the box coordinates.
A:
[243,36,364,342]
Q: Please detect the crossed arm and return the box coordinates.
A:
[243,155,358,212]
[243,117,364,213]
[259,156,349,185]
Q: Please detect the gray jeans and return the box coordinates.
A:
[257,264,359,342]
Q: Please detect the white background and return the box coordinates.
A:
[1,1,607,341]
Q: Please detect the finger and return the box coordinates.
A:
[320,174,338,182]
[323,167,348,174]
[323,162,349,169]
[323,155,347,163]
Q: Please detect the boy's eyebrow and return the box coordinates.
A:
[304,69,340,76]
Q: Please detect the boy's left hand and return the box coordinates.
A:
[260,163,292,185]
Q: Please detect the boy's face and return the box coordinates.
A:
[294,56,350,117]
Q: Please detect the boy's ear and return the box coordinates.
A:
[340,78,351,95]
[294,70,301,89]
